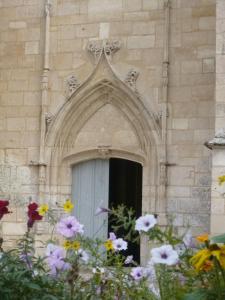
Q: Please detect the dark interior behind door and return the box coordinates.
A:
[108,158,142,263]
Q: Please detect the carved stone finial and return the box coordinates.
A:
[45,112,54,126]
[45,0,51,16]
[103,40,121,56]
[205,128,225,149]
[66,74,80,96]
[87,40,121,62]
[124,69,139,90]
[87,41,102,60]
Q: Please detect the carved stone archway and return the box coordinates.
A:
[42,41,165,262]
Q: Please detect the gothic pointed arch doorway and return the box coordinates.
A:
[72,157,142,262]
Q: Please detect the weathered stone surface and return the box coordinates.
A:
[0,0,219,251]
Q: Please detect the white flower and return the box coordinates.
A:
[150,245,179,266]
[78,249,89,263]
[93,267,105,274]
[135,214,157,232]
[130,267,145,281]
[183,230,195,248]
[124,255,133,264]
[112,238,128,251]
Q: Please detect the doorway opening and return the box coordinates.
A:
[72,158,142,262]
[108,158,142,262]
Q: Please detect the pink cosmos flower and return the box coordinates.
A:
[56,216,84,238]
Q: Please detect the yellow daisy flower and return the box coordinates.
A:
[104,240,113,251]
[38,204,49,216]
[72,241,80,250]
[218,175,225,186]
[63,199,74,213]
[63,240,72,250]
[190,245,225,272]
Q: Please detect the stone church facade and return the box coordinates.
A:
[0,0,224,261]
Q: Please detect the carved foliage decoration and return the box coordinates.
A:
[45,112,54,126]
[124,69,139,91]
[66,74,80,97]
[87,40,121,61]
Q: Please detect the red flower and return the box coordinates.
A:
[0,200,11,220]
[28,202,38,212]
[27,202,42,228]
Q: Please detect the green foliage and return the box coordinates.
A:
[109,204,139,243]
[1,203,225,299]
[211,233,225,244]
[0,250,65,300]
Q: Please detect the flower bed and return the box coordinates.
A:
[0,195,225,300]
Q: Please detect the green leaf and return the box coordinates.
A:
[26,282,41,290]
[183,290,207,300]
[211,233,225,244]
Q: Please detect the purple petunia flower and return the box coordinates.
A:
[109,232,116,241]
[46,244,71,277]
[56,216,84,238]
[95,201,111,216]
[112,238,127,251]
[130,267,145,281]
[135,214,157,232]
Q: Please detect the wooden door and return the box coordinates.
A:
[72,159,109,239]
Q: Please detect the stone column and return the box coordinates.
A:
[206,0,225,235]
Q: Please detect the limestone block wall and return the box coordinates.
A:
[166,0,215,235]
[209,0,225,235]
[0,0,44,245]
[0,0,216,247]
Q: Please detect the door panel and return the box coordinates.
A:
[72,159,109,239]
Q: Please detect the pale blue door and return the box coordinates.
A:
[72,159,109,239]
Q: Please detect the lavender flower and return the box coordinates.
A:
[135,214,157,232]
[112,238,128,251]
[109,232,116,240]
[95,201,111,216]
[46,244,71,277]
[150,245,179,266]
[130,267,145,281]
[56,216,84,238]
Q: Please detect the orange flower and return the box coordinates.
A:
[196,234,209,243]
[202,260,213,272]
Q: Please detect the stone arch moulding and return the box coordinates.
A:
[44,40,164,219]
